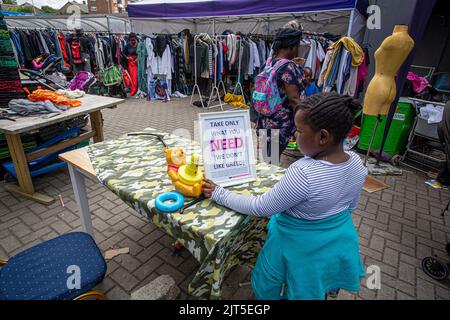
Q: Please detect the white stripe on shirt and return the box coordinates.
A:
[211,151,368,220]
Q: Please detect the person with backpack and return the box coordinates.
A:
[252,28,306,162]
[67,29,93,73]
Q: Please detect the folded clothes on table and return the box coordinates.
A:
[8,99,65,115]
[57,89,86,99]
[27,89,81,107]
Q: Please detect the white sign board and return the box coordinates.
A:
[198,110,256,187]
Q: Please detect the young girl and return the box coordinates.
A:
[203,92,368,300]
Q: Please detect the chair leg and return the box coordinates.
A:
[74,290,107,300]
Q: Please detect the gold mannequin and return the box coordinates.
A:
[363,25,414,116]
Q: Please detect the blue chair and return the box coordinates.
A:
[0,232,107,300]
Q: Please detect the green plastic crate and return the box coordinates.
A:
[358,98,416,156]
[76,138,90,149]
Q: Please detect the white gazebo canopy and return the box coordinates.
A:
[4,14,131,34]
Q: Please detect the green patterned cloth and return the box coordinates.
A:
[87,128,285,299]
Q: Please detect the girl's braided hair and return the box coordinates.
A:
[296,92,362,142]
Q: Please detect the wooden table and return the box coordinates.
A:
[0,94,124,204]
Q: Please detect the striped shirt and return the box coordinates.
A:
[211,151,368,220]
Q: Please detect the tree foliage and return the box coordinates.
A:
[41,5,58,13]
[2,0,18,5]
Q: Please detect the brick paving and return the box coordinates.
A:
[1,98,449,300]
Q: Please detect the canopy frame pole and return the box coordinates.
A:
[347,8,355,36]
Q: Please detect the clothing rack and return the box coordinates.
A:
[190,34,223,110]
[190,34,245,110]
[231,35,245,103]
[8,26,126,35]
[244,33,274,40]
[190,34,206,108]
[206,35,228,110]
[207,35,244,110]
[302,30,340,41]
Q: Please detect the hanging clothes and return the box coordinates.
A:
[318,49,333,88]
[356,50,368,95]
[57,33,71,68]
[123,39,139,96]
[137,39,148,94]
[324,37,363,82]
[320,36,363,96]
[343,67,359,96]
[336,49,351,94]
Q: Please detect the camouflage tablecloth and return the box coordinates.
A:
[87,128,285,299]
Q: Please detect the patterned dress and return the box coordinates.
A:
[257,58,305,157]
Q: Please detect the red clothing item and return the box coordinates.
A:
[127,54,138,96]
[357,53,368,89]
[57,34,71,68]
[223,41,228,56]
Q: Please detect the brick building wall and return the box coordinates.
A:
[87,0,128,14]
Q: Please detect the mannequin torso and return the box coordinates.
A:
[363,25,414,116]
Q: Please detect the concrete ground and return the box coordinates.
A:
[1,98,449,300]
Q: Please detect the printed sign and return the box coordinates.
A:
[198,110,256,187]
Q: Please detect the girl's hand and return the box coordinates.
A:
[203,179,217,198]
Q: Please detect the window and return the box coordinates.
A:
[90,6,97,11]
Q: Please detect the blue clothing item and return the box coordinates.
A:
[10,31,24,66]
[325,46,343,89]
[38,31,50,54]
[341,52,353,94]
[305,82,320,96]
[41,54,59,70]
[251,210,365,300]
[148,78,157,100]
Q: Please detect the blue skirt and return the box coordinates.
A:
[251,210,365,300]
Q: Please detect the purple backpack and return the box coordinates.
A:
[68,71,96,91]
[252,58,291,117]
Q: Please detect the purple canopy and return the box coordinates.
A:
[128,0,364,19]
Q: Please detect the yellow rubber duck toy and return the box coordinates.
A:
[164,147,204,198]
